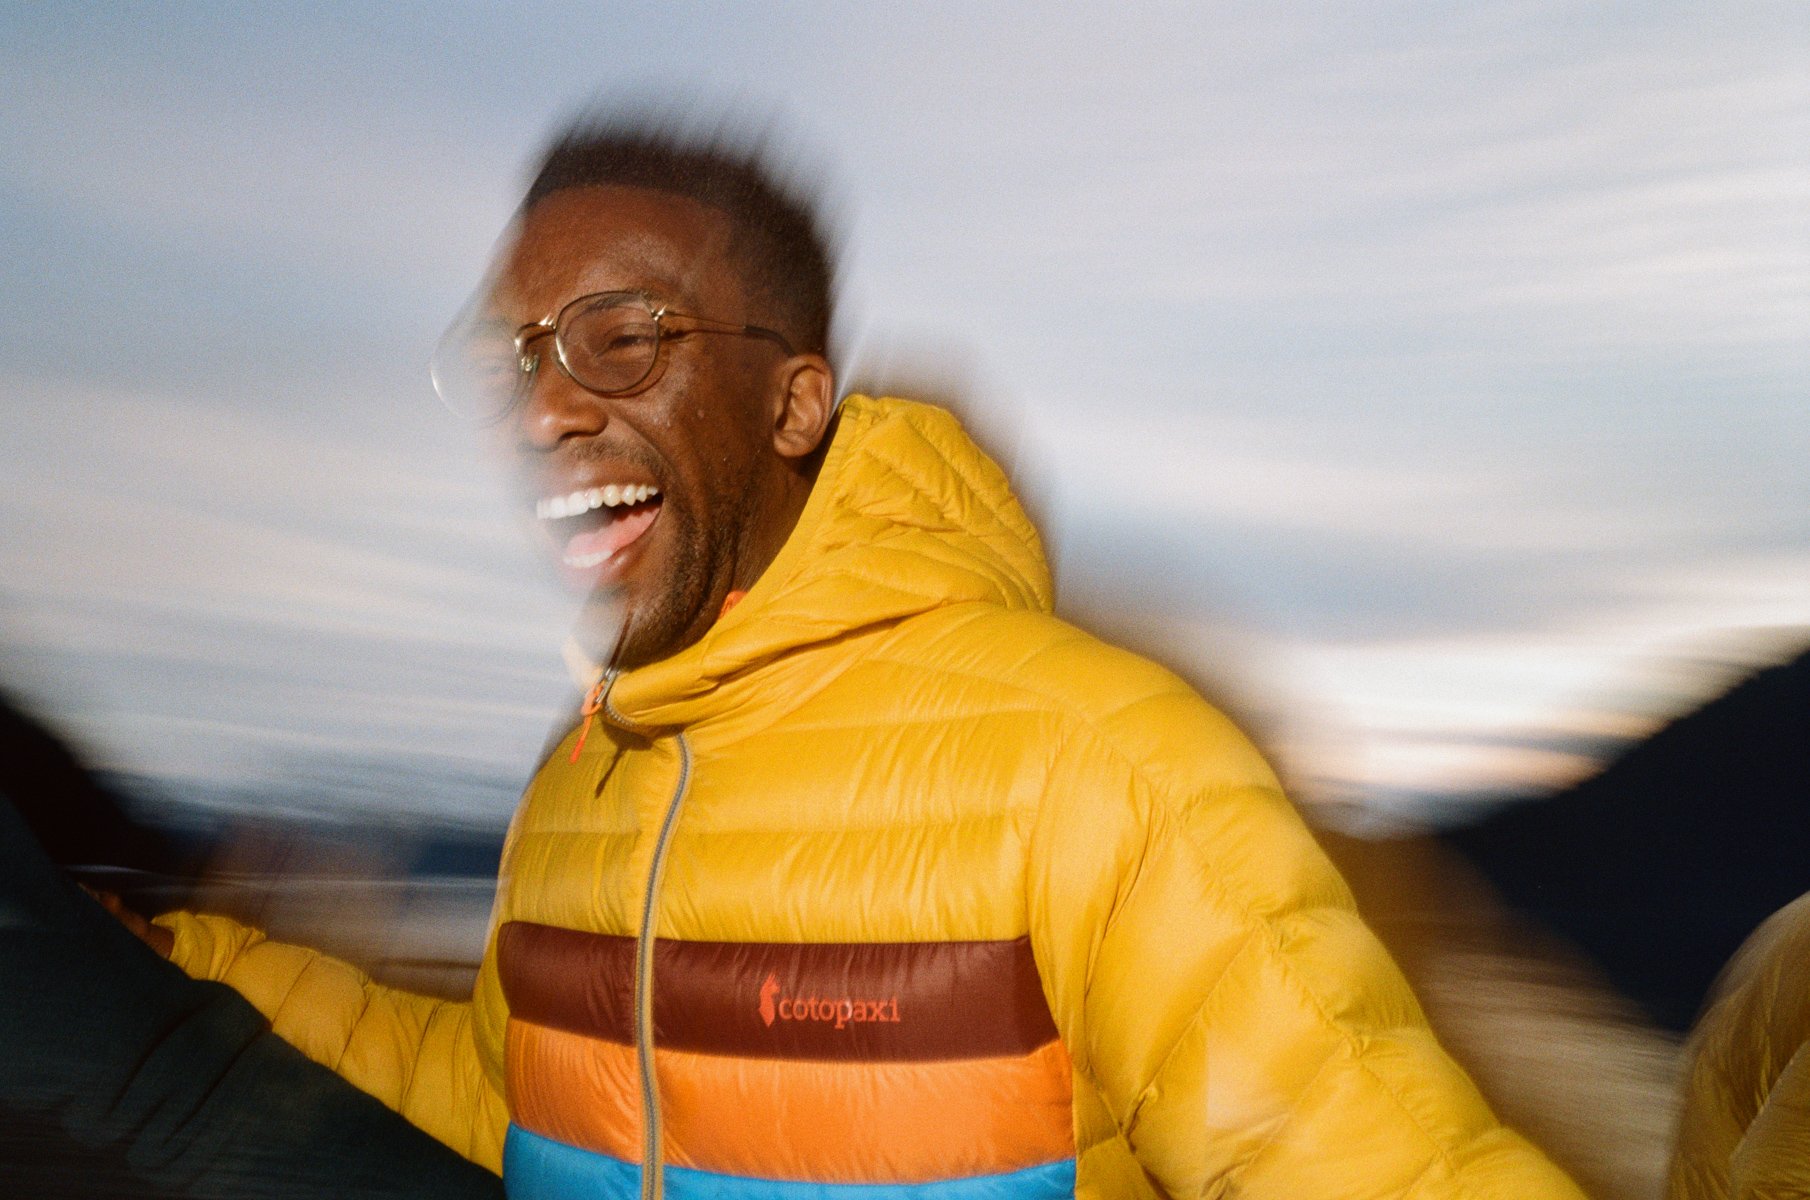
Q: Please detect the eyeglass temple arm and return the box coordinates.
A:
[665,312,794,355]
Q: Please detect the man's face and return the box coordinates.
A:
[483,185,800,668]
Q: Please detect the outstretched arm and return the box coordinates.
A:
[151,906,511,1172]
[1030,686,1586,1198]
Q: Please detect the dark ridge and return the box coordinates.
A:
[1,687,506,928]
[0,688,214,878]
[1443,640,1810,1032]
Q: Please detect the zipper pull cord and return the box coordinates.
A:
[574,589,739,764]
[569,675,608,763]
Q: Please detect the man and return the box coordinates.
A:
[149,118,1586,1198]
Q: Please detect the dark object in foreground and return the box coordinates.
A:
[1445,642,1810,1032]
[0,692,503,1199]
[0,686,211,879]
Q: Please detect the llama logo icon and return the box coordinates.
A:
[758,972,780,1027]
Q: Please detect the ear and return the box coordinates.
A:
[770,353,836,461]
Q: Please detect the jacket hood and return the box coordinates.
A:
[605,394,1053,729]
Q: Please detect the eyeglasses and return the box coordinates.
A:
[430,290,793,425]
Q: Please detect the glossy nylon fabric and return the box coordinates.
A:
[495,925,1059,1060]
[1669,891,1810,1199]
[504,1125,1078,1200]
[493,923,1075,1180]
[157,395,1584,1197]
[503,1020,1076,1181]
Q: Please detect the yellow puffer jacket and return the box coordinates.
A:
[158,395,1582,1198]
[1669,891,1810,1200]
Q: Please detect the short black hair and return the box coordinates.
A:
[523,112,836,358]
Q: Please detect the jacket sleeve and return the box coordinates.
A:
[153,908,510,1173]
[1668,891,1810,1200]
[1027,680,1585,1198]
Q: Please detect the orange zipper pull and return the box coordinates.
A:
[569,676,608,763]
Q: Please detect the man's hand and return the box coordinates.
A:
[79,884,176,958]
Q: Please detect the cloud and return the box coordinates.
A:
[2,381,557,632]
[0,377,581,802]
[0,17,519,295]
[2,3,1803,823]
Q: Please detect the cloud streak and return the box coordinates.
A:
[1,3,1804,820]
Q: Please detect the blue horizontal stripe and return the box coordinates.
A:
[503,1125,1076,1200]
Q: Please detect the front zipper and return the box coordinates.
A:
[603,672,691,1200]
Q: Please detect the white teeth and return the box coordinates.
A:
[536,484,660,521]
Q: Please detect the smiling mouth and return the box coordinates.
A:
[536,483,663,571]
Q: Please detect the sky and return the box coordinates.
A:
[1,2,1805,829]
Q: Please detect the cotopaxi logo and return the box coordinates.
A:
[757,971,901,1029]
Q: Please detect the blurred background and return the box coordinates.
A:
[2,5,1806,1196]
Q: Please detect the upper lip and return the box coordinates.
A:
[535,482,661,520]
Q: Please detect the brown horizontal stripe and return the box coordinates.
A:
[497,921,1059,1061]
[497,923,636,1050]
[506,1017,1075,1183]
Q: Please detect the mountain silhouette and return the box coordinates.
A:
[0,688,210,878]
[1443,638,1810,1032]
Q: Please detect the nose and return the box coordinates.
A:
[514,340,608,451]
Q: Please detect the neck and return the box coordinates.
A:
[732,465,815,594]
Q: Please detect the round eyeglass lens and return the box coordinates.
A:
[431,319,523,425]
[557,295,661,395]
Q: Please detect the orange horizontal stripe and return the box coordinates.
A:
[506,1018,1075,1184]
[505,1018,643,1161]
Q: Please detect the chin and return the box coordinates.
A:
[570,533,721,670]
[611,587,720,670]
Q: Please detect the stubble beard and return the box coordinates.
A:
[610,483,748,671]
